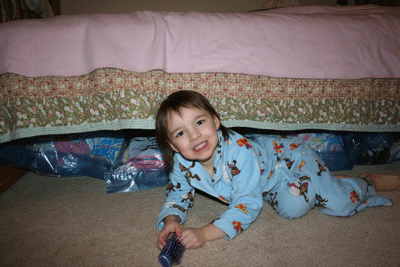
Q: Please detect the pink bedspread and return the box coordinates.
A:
[0,5,399,79]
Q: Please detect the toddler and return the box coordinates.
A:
[156,90,399,249]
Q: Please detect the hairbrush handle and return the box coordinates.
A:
[158,233,186,267]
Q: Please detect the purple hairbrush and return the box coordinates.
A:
[158,233,186,267]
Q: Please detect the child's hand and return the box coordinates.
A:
[180,228,207,249]
[180,224,226,249]
[157,215,182,250]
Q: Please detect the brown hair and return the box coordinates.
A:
[156,90,231,173]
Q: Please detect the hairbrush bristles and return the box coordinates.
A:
[158,233,186,267]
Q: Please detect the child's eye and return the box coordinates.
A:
[176,131,185,138]
[197,120,205,126]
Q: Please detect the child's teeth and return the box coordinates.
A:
[195,142,206,150]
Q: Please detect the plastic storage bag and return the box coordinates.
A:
[295,132,357,172]
[351,133,394,165]
[105,137,169,193]
[0,131,129,179]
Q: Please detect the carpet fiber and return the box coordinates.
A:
[1,162,400,266]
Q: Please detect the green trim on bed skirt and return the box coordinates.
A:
[1,119,399,144]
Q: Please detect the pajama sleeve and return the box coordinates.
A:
[157,159,195,230]
[212,141,264,240]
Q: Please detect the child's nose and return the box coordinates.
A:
[189,130,201,141]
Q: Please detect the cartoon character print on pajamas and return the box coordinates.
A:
[237,138,252,149]
[173,204,186,212]
[355,177,373,206]
[316,194,328,208]
[233,221,244,233]
[235,204,248,214]
[166,188,195,213]
[288,181,310,202]
[275,140,309,202]
[220,137,254,234]
[277,157,294,170]
[273,140,284,153]
[299,160,306,172]
[226,138,253,178]
[297,176,311,202]
[179,161,201,185]
[270,139,306,207]
[166,182,181,194]
[350,191,360,203]
[163,201,187,214]
[210,215,246,235]
[181,191,194,208]
[289,143,368,215]
[164,163,200,213]
[232,204,248,233]
[219,195,229,203]
[316,160,327,176]
[267,170,273,180]
[267,192,279,211]
[227,160,240,176]
[290,142,300,150]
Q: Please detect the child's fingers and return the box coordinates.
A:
[158,231,170,246]
[179,230,194,248]
[158,236,166,247]
[174,225,183,237]
[158,222,183,248]
[157,240,164,250]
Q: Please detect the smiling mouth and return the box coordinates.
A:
[194,141,207,151]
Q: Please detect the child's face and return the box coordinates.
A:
[166,106,220,168]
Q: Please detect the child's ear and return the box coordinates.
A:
[168,141,179,153]
[214,116,221,130]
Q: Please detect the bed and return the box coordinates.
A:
[1,5,400,145]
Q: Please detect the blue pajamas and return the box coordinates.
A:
[253,135,392,219]
[157,131,392,240]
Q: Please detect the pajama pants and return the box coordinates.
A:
[253,136,393,219]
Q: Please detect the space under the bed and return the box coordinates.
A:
[1,68,400,144]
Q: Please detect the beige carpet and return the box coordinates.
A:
[1,162,400,267]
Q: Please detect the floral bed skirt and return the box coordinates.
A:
[1,68,399,143]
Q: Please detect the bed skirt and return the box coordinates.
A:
[1,68,399,143]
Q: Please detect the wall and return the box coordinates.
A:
[60,0,337,15]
